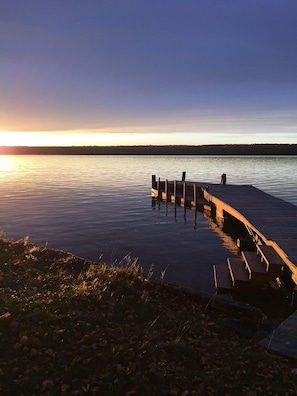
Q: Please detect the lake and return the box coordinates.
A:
[0,155,296,293]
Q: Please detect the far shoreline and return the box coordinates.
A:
[1,143,297,156]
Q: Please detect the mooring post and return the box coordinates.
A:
[220,173,226,184]
[182,171,186,181]
[152,175,156,189]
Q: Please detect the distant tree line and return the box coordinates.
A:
[1,144,297,155]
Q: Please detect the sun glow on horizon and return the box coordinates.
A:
[0,132,33,146]
[1,127,296,148]
[0,130,244,147]
[0,131,137,146]
[1,109,297,147]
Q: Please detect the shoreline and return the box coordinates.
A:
[1,143,297,156]
[0,237,265,321]
[0,236,296,394]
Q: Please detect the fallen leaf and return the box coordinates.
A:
[0,312,11,320]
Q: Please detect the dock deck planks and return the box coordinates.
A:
[227,258,249,284]
[257,245,285,267]
[201,183,297,275]
[213,265,232,291]
[242,251,267,274]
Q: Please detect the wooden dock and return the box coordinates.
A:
[152,175,297,287]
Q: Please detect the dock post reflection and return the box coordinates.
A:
[193,208,197,231]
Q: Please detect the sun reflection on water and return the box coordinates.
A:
[0,155,15,174]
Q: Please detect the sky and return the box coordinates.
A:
[1,0,297,146]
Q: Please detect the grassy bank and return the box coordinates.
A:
[0,237,296,395]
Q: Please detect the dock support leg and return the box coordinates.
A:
[174,180,177,198]
[192,183,197,209]
[181,182,187,206]
[172,180,177,203]
[157,178,161,198]
[165,179,169,201]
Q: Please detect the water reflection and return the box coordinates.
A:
[0,155,17,178]
[152,197,239,256]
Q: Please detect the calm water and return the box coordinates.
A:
[0,155,296,293]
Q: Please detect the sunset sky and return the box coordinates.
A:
[1,1,297,146]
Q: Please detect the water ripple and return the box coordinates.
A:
[0,155,296,293]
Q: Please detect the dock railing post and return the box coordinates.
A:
[182,171,186,181]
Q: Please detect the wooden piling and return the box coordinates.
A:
[152,174,156,189]
[157,178,161,198]
[172,180,177,203]
[220,173,226,184]
[181,182,187,206]
[191,183,197,209]
[164,179,169,201]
